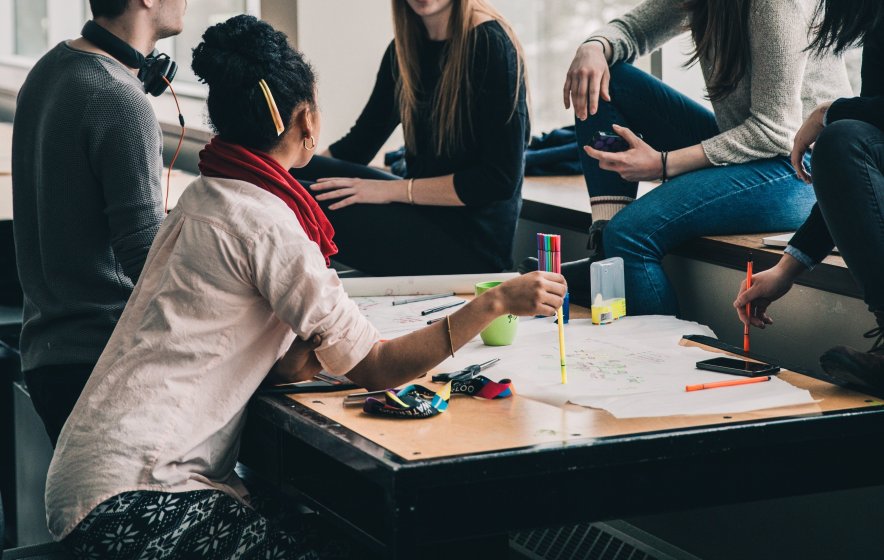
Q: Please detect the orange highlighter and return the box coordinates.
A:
[743,257,753,354]
[686,376,770,392]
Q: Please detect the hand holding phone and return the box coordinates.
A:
[696,357,780,377]
[589,131,642,153]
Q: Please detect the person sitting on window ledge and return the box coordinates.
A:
[293,0,529,276]
[524,0,852,313]
[735,0,884,392]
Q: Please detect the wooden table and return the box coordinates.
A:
[240,307,884,558]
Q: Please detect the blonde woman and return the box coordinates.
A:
[297,0,528,276]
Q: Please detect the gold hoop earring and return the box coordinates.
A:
[303,136,316,151]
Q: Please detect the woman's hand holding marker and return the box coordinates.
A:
[733,255,806,329]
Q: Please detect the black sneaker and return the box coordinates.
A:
[819,320,884,393]
[587,219,609,260]
[517,256,539,274]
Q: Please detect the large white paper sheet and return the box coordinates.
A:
[342,273,518,297]
[359,310,817,418]
[355,295,466,337]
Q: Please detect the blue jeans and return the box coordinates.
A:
[576,63,817,315]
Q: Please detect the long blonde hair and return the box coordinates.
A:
[392,0,526,156]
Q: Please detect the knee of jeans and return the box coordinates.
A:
[812,120,877,196]
[602,216,644,258]
[812,120,873,170]
[608,61,639,83]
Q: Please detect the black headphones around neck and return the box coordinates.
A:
[81,20,177,97]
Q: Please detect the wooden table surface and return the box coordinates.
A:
[285,305,876,461]
[243,313,884,557]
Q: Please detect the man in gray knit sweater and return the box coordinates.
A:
[12,0,185,445]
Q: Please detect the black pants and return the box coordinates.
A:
[293,156,499,276]
[24,363,94,447]
[811,120,884,314]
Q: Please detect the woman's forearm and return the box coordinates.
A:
[346,291,505,390]
[665,144,712,178]
[387,174,466,207]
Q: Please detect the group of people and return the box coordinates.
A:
[7,0,882,557]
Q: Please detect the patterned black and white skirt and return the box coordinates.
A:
[63,489,322,559]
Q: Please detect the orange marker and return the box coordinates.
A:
[686,375,770,392]
[743,257,753,354]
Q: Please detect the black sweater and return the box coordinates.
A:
[788,24,884,264]
[329,21,529,271]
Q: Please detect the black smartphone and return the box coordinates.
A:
[589,131,641,153]
[696,357,780,377]
[258,379,358,395]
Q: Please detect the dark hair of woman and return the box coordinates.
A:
[808,0,884,54]
[684,0,751,102]
[192,14,316,152]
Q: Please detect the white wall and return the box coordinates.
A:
[295,1,402,159]
[660,33,711,111]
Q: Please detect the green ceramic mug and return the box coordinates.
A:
[475,281,518,346]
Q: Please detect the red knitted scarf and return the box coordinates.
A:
[199,137,337,264]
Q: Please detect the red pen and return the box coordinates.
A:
[744,257,753,354]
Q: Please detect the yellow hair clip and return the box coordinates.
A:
[257,79,285,136]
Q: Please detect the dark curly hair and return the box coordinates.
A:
[192,15,317,152]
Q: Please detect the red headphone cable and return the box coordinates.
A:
[162,75,185,214]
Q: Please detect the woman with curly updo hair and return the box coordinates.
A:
[296,0,529,276]
[42,14,564,560]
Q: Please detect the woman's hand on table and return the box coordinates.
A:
[310,177,405,210]
[583,124,662,182]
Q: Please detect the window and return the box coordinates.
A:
[498,0,643,134]
[157,0,260,90]
[13,0,49,58]
[0,0,87,64]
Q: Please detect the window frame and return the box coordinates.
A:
[0,0,262,100]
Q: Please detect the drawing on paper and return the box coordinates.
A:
[539,347,643,385]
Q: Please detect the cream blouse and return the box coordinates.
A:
[45,175,379,540]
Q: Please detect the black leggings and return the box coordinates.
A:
[293,156,499,276]
[812,120,884,314]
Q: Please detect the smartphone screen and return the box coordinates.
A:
[696,357,780,377]
[590,131,629,152]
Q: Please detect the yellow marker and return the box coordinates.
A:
[386,390,409,408]
[557,306,567,384]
